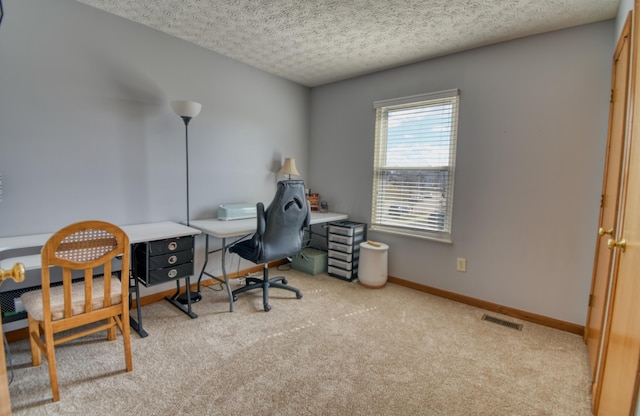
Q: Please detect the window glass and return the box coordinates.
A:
[371,89,459,242]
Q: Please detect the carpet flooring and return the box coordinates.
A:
[6,268,592,415]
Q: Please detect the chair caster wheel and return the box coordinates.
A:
[264,304,271,312]
[296,293,303,299]
[282,279,288,284]
[232,295,238,302]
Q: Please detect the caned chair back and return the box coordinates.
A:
[39,221,128,322]
[20,220,133,402]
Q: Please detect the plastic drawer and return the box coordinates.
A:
[328,265,356,281]
[328,221,366,237]
[328,250,359,263]
[328,241,358,254]
[328,232,365,245]
[328,257,359,271]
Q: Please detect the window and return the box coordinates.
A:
[371,89,459,242]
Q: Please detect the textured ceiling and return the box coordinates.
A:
[75,0,619,87]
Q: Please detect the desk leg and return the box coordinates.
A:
[221,238,233,312]
[165,277,198,319]
[195,234,211,293]
[195,235,234,312]
[129,275,148,338]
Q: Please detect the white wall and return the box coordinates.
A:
[0,0,309,296]
[309,21,614,325]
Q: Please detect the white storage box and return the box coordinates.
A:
[217,203,257,221]
[358,241,389,288]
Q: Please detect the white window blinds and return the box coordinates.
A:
[371,89,459,241]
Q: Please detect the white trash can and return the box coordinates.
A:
[358,241,389,288]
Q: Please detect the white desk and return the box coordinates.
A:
[0,221,202,337]
[189,211,348,312]
[0,222,201,269]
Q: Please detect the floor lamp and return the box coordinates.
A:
[171,100,202,304]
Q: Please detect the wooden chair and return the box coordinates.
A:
[20,220,133,402]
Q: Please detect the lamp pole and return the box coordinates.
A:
[171,100,202,305]
[181,116,192,226]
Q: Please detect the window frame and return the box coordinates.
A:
[370,89,460,243]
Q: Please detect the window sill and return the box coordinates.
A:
[370,225,453,244]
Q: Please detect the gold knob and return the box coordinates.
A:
[607,238,627,252]
[599,227,614,236]
[0,262,26,283]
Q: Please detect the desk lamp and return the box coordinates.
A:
[171,100,202,304]
[279,158,300,179]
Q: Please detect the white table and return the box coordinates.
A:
[0,221,202,337]
[188,211,348,312]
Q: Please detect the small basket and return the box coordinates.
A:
[306,193,320,211]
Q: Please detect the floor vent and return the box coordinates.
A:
[481,314,523,331]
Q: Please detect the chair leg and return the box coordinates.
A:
[262,280,270,312]
[27,316,42,366]
[268,282,302,299]
[231,263,302,311]
[43,326,60,402]
[121,315,133,372]
[107,317,117,341]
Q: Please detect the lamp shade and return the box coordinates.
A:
[171,100,202,118]
[279,158,300,177]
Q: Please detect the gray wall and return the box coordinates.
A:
[617,0,634,38]
[0,0,309,297]
[309,21,614,325]
[0,0,310,237]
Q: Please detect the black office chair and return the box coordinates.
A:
[229,180,310,311]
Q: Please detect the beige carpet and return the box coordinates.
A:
[6,269,592,415]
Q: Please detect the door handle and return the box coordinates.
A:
[607,238,627,252]
[599,227,614,236]
[598,227,613,236]
[0,262,25,283]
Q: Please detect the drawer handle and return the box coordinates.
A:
[168,242,178,251]
[168,269,178,278]
[168,255,178,265]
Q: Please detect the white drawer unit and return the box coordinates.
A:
[327,221,366,282]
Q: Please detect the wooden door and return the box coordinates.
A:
[594,4,640,414]
[585,12,632,388]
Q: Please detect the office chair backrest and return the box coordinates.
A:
[260,180,310,261]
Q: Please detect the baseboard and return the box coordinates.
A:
[4,260,288,342]
[387,275,584,336]
[5,262,582,342]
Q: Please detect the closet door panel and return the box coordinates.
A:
[586,12,631,389]
[594,4,640,414]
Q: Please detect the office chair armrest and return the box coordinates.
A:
[256,202,266,235]
[303,201,310,228]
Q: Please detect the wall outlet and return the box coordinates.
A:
[456,257,467,272]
